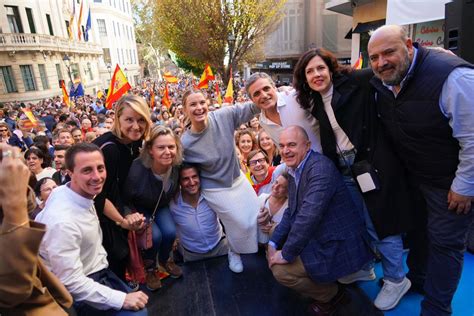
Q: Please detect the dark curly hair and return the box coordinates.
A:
[293,48,351,111]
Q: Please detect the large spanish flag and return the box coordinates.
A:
[197,64,215,89]
[106,64,131,109]
[77,0,84,40]
[61,80,72,107]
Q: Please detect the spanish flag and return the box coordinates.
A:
[150,83,156,108]
[106,64,131,109]
[61,80,72,107]
[162,83,171,108]
[197,64,215,89]
[215,82,222,105]
[68,0,75,40]
[224,73,233,104]
[163,72,179,84]
[21,108,38,127]
[77,0,84,40]
[353,52,363,69]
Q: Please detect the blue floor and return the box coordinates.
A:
[359,252,474,316]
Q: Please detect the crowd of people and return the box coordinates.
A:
[0,24,473,316]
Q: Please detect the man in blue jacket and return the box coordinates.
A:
[267,126,372,315]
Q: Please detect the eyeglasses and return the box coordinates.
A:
[0,129,7,132]
[248,158,267,167]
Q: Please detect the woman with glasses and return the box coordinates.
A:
[246,149,276,196]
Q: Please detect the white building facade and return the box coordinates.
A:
[90,0,139,89]
[0,0,140,103]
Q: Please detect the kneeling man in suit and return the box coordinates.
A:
[267,126,372,315]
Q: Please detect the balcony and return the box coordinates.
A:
[0,33,102,55]
[325,0,375,16]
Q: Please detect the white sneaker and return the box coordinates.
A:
[338,268,376,284]
[228,250,243,273]
[374,277,411,311]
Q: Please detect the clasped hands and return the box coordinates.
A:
[119,213,145,231]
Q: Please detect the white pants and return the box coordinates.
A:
[202,173,259,254]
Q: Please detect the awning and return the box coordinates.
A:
[352,19,386,33]
[386,0,452,25]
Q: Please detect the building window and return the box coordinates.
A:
[5,6,24,33]
[113,21,116,37]
[103,48,111,64]
[38,64,49,89]
[97,19,107,36]
[87,63,93,80]
[46,14,54,35]
[0,66,18,93]
[94,0,102,2]
[55,63,63,81]
[117,48,121,64]
[20,65,36,91]
[70,63,80,81]
[25,8,36,34]
[117,22,120,36]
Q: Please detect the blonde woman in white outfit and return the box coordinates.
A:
[181,88,261,273]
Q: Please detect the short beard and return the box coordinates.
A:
[377,49,411,86]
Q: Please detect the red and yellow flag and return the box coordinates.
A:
[68,0,75,40]
[77,0,84,40]
[353,52,363,69]
[224,73,233,104]
[106,64,131,109]
[149,83,156,108]
[21,108,38,127]
[163,72,179,84]
[162,83,171,108]
[61,80,72,107]
[197,64,215,89]
[215,82,222,105]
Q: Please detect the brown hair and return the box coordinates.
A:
[140,125,183,169]
[246,149,269,166]
[293,48,351,110]
[235,128,257,152]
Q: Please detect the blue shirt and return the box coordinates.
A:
[383,48,474,196]
[169,192,224,253]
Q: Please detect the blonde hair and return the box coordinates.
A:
[111,94,152,141]
[140,125,183,168]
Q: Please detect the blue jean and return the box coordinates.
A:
[419,184,474,316]
[343,175,405,283]
[142,206,176,268]
[74,269,148,316]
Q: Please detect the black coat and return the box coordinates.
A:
[323,69,416,239]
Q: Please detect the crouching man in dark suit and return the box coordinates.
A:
[267,126,372,315]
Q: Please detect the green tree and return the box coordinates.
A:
[154,0,286,84]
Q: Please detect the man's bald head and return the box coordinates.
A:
[279,126,311,168]
[368,25,414,86]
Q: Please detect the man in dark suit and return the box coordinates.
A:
[52,145,70,185]
[267,126,372,315]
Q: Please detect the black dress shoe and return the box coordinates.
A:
[307,286,350,316]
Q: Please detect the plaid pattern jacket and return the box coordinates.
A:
[271,151,372,283]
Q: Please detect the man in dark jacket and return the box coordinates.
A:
[368,25,474,316]
[267,126,372,315]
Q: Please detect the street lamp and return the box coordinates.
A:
[227,34,236,100]
[62,54,73,89]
